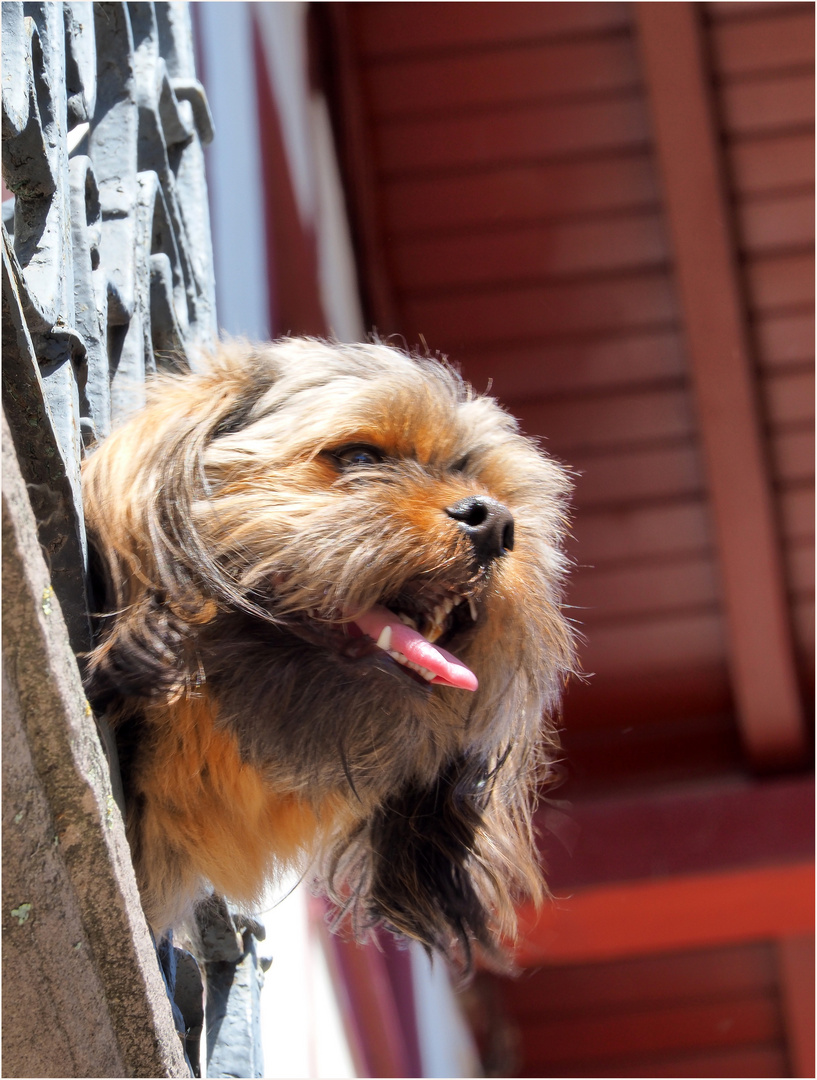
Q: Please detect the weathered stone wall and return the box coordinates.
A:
[1,4,236,1076]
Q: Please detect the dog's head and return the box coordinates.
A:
[83,338,575,969]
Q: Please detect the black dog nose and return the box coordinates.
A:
[445,495,515,564]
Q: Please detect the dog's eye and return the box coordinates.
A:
[334,445,383,468]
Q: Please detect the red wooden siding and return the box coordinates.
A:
[707,3,815,672]
[328,1,814,1074]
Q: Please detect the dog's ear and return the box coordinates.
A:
[343,753,542,974]
[81,350,271,704]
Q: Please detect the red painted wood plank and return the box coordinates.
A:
[721,71,814,137]
[251,17,325,337]
[560,661,733,734]
[512,385,695,456]
[457,328,686,400]
[393,210,669,293]
[764,368,815,428]
[571,442,704,509]
[376,94,650,177]
[502,941,778,1015]
[580,610,727,678]
[739,191,815,256]
[778,934,816,1078]
[404,271,678,348]
[793,596,814,653]
[711,9,814,77]
[363,34,641,119]
[352,2,631,59]
[561,712,743,792]
[570,557,719,622]
[730,132,814,195]
[519,994,783,1063]
[572,499,713,567]
[525,1044,788,1078]
[785,541,815,597]
[707,1,811,21]
[746,252,815,312]
[319,926,411,1079]
[323,4,399,332]
[780,484,814,543]
[535,778,816,896]
[514,861,816,965]
[771,428,816,487]
[636,1,805,765]
[381,153,661,235]
[755,311,814,370]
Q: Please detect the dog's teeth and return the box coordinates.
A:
[425,623,443,644]
[397,612,418,630]
[385,647,436,682]
[376,626,392,651]
[443,597,454,615]
[469,598,478,622]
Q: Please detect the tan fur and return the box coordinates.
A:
[83,338,576,968]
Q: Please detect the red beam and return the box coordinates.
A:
[514,862,815,967]
[634,3,806,766]
[779,933,816,1079]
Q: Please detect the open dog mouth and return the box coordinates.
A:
[299,589,479,691]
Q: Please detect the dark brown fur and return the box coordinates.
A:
[82,338,575,971]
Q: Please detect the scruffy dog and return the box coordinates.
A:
[82,338,575,970]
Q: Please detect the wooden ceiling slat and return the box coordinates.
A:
[519,995,782,1064]
[392,210,668,293]
[711,9,814,77]
[382,154,661,235]
[793,598,814,653]
[571,443,704,509]
[771,429,815,488]
[388,193,813,294]
[636,1,806,766]
[458,329,686,400]
[572,500,713,567]
[513,861,815,966]
[376,94,650,177]
[513,385,694,455]
[581,611,726,678]
[786,543,815,596]
[721,71,814,136]
[739,191,815,255]
[729,131,814,195]
[746,251,815,312]
[779,485,814,544]
[777,935,815,1080]
[572,538,811,630]
[755,311,814,370]
[764,368,815,428]
[567,426,810,512]
[571,558,719,623]
[363,35,640,119]
[501,941,777,1015]
[323,4,400,333]
[524,1044,788,1079]
[404,271,677,347]
[352,2,630,59]
[707,1,811,22]
[562,657,733,723]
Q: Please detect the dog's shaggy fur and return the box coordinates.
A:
[82,338,575,970]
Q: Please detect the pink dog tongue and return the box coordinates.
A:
[353,605,478,691]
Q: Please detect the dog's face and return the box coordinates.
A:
[83,339,574,968]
